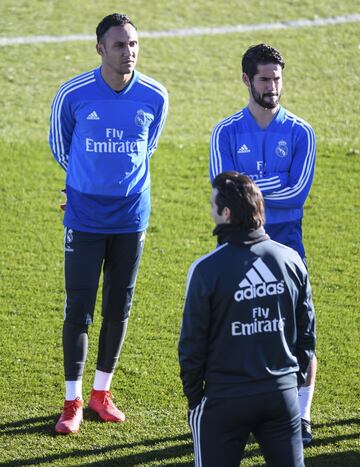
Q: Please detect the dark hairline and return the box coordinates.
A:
[96,13,137,44]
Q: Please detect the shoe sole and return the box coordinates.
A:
[55,418,83,435]
[55,424,82,434]
[88,406,125,423]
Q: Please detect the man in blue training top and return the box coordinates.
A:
[49,13,168,434]
[179,172,315,467]
[209,43,316,445]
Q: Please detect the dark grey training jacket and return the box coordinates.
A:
[179,225,315,408]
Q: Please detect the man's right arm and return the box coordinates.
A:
[209,123,236,181]
[49,88,75,172]
[178,264,210,409]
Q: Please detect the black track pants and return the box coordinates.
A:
[189,388,304,467]
[62,228,145,379]
[63,228,145,324]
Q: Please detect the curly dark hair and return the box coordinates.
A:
[96,13,136,43]
[242,43,285,80]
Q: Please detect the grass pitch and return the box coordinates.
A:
[0,1,359,465]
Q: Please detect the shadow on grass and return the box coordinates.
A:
[0,435,193,466]
[305,451,360,467]
[307,417,360,449]
[313,417,360,429]
[0,416,359,466]
[77,442,194,466]
[0,413,192,466]
[0,414,57,436]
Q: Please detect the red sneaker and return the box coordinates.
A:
[88,389,125,422]
[55,398,83,434]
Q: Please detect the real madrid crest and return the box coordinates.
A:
[135,109,147,127]
[275,140,288,158]
[66,228,73,244]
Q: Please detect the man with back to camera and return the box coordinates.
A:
[49,13,168,434]
[178,171,316,466]
[209,43,317,445]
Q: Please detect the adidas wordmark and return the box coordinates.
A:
[234,258,285,302]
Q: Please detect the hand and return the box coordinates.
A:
[188,398,202,411]
[60,188,66,211]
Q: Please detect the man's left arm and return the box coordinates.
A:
[295,271,316,386]
[258,124,316,208]
[178,265,211,409]
[147,89,169,157]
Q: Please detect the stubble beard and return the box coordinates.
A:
[251,81,280,110]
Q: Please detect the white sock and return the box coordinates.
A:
[65,380,83,401]
[298,385,315,421]
[93,370,114,391]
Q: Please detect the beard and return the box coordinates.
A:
[250,81,280,109]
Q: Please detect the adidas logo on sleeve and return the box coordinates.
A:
[234,258,285,302]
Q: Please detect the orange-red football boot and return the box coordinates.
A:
[88,389,125,422]
[55,398,83,434]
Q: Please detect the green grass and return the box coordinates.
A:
[1,1,360,465]
[1,0,358,36]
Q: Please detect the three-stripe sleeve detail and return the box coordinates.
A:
[210,111,244,180]
[256,176,282,191]
[50,71,96,170]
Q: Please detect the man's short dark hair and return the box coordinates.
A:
[242,43,285,81]
[212,172,265,230]
[96,13,136,43]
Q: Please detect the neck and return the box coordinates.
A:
[100,66,133,92]
[213,224,269,245]
[247,101,279,129]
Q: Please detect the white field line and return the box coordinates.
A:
[0,13,359,46]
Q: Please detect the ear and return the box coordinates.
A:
[223,206,232,223]
[96,43,104,56]
[242,72,251,88]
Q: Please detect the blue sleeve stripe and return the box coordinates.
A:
[210,111,244,180]
[50,71,95,170]
[265,115,316,200]
[257,176,282,190]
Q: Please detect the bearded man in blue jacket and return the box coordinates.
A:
[210,43,317,445]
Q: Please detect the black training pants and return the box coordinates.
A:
[62,228,145,380]
[63,228,145,325]
[189,388,304,467]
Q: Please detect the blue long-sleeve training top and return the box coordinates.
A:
[49,67,168,233]
[210,106,316,225]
